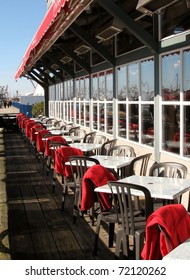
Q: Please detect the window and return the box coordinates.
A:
[117,59,154,145]
[162,49,190,156]
[162,52,180,101]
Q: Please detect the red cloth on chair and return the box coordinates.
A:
[30,124,44,142]
[81,164,117,212]
[20,116,29,129]
[36,129,50,153]
[25,120,36,137]
[45,136,68,157]
[17,113,25,125]
[54,146,83,178]
[141,204,190,260]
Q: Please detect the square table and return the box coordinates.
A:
[94,175,190,201]
[90,155,134,171]
[49,129,64,135]
[163,237,190,260]
[69,142,102,153]
[63,135,84,143]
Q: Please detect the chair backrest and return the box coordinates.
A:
[108,181,153,236]
[69,156,100,207]
[83,131,96,143]
[149,162,187,178]
[108,144,136,157]
[60,123,73,132]
[45,118,55,124]
[46,135,68,158]
[68,126,80,135]
[129,153,152,176]
[92,134,107,144]
[53,120,62,127]
[100,139,117,155]
[69,127,86,139]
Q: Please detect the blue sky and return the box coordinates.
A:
[0,1,47,97]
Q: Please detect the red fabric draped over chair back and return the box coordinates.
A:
[30,124,44,142]
[36,129,50,153]
[81,164,117,212]
[54,146,83,178]
[25,120,36,137]
[45,136,68,157]
[141,204,190,260]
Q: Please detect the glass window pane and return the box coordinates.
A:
[93,103,98,129]
[128,63,139,101]
[141,59,154,101]
[85,77,89,100]
[99,73,105,101]
[76,102,79,124]
[100,103,105,131]
[162,105,180,154]
[92,76,98,100]
[183,106,190,156]
[85,104,90,127]
[183,50,190,101]
[118,103,126,138]
[162,52,180,101]
[141,105,154,146]
[117,66,127,101]
[80,79,85,100]
[80,103,84,125]
[106,71,113,100]
[75,79,80,100]
[129,104,139,141]
[106,104,113,134]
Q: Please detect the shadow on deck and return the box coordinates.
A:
[0,126,115,260]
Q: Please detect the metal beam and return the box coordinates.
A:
[95,0,158,54]
[69,22,115,66]
[30,69,48,86]
[42,64,65,82]
[26,73,46,88]
[35,67,55,84]
[35,66,57,84]
[44,52,74,77]
[57,44,91,73]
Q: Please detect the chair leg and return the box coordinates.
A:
[46,156,51,175]
[115,228,123,258]
[108,223,115,247]
[73,188,80,223]
[62,184,68,211]
[93,214,101,255]
[135,230,145,260]
[52,169,57,193]
[89,207,95,226]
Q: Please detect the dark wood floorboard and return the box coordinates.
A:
[3,129,115,260]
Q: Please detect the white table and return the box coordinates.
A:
[69,142,102,152]
[63,135,83,143]
[90,155,134,170]
[49,129,64,135]
[94,175,190,201]
[163,238,190,260]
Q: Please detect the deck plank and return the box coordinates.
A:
[2,129,115,260]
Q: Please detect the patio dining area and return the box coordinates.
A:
[0,126,115,260]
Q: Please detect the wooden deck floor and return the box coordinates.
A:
[1,126,115,260]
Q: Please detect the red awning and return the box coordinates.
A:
[15,0,71,80]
